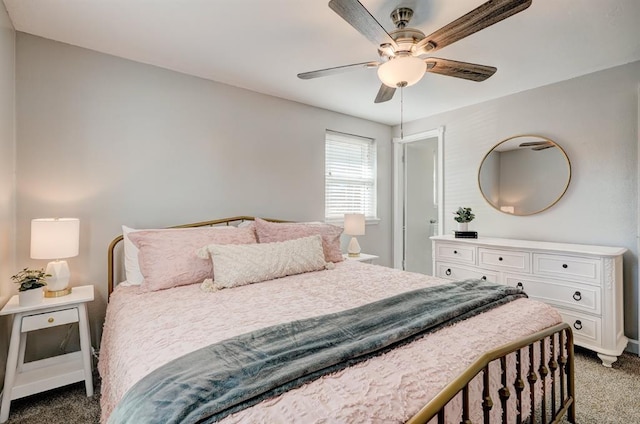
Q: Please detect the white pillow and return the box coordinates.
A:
[122,225,145,285]
[197,235,328,291]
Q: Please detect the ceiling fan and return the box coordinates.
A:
[298,0,533,103]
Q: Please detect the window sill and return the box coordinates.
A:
[325,217,380,226]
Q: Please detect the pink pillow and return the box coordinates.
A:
[128,226,257,292]
[254,218,344,263]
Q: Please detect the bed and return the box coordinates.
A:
[100,216,575,423]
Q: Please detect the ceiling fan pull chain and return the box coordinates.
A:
[400,85,404,141]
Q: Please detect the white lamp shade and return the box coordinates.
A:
[30,218,80,259]
[344,213,365,236]
[377,56,426,88]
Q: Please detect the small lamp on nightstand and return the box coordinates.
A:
[344,213,365,257]
[30,218,80,297]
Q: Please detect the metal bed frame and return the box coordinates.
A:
[106,216,575,424]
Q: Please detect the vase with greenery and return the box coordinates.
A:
[11,268,49,306]
[453,207,475,231]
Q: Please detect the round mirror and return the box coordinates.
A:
[478,135,571,216]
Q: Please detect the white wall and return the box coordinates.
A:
[0,2,15,299]
[15,34,392,352]
[398,61,640,350]
[0,3,15,387]
[0,2,16,387]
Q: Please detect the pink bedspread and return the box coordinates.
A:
[99,261,562,423]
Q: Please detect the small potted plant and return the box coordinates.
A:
[11,268,49,306]
[453,207,475,231]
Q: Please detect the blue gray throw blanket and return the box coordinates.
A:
[109,279,526,424]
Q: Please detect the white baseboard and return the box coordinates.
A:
[626,338,639,355]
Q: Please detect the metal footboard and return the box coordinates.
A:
[407,323,575,424]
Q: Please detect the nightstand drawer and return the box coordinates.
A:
[434,243,476,265]
[21,308,79,332]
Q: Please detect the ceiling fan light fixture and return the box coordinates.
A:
[377,55,425,88]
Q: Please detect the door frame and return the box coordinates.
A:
[392,127,445,270]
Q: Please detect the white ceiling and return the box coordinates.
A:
[3,0,640,125]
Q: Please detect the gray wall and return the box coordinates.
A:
[14,33,392,352]
[0,3,15,387]
[398,61,640,351]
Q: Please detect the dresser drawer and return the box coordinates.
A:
[434,243,475,265]
[533,254,600,285]
[21,308,79,332]
[478,248,530,272]
[504,274,600,315]
[558,309,601,346]
[435,262,499,283]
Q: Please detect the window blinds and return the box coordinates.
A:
[325,130,377,220]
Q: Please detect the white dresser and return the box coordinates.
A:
[431,235,628,367]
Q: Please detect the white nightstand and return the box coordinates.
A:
[0,285,94,423]
[343,253,379,264]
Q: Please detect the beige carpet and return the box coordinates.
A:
[3,348,639,423]
[562,347,640,424]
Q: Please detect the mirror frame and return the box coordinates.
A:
[478,134,572,216]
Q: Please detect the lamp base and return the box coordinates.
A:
[45,287,73,298]
[347,237,361,257]
[45,260,71,295]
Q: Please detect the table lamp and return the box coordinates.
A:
[344,213,365,257]
[30,218,80,297]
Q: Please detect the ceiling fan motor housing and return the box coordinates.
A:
[390,7,413,29]
[377,8,426,60]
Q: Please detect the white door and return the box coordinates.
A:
[393,128,444,274]
[404,138,439,274]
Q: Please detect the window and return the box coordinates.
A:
[325,130,377,221]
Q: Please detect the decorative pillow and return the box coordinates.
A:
[197,235,328,291]
[128,226,257,292]
[254,217,344,263]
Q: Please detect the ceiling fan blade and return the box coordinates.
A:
[297,61,379,80]
[519,141,553,147]
[374,84,396,103]
[414,0,532,55]
[329,0,398,50]
[425,58,497,82]
[532,145,555,151]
